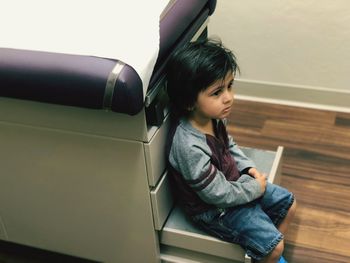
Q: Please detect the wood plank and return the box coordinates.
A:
[285,204,350,259]
[262,119,350,149]
[281,175,350,213]
[231,100,336,126]
[283,148,350,186]
[335,112,350,127]
[284,243,350,263]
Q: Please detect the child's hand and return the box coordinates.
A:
[248,168,267,194]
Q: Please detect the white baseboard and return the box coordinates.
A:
[235,79,350,113]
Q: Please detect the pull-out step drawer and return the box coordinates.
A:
[160,146,284,263]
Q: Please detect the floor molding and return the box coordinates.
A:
[235,79,350,113]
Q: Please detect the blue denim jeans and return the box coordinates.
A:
[192,182,294,260]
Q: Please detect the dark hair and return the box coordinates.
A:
[166,38,239,118]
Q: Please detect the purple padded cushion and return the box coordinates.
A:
[0,48,143,115]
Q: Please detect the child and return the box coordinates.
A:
[165,39,296,263]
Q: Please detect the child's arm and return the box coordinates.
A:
[170,138,264,209]
[228,135,266,176]
[228,135,256,172]
[227,135,267,193]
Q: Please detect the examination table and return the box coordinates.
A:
[0,1,284,262]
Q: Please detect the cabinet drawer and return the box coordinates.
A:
[241,145,284,185]
[150,171,174,231]
[144,116,170,187]
[268,146,283,185]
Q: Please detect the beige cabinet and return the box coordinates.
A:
[0,97,162,262]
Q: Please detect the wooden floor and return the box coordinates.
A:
[226,100,350,263]
[1,100,349,262]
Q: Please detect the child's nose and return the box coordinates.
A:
[223,89,233,103]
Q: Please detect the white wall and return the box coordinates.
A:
[209,0,350,111]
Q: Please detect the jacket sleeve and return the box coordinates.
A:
[228,135,256,172]
[169,134,262,208]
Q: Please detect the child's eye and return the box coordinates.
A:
[211,89,222,96]
[228,82,233,90]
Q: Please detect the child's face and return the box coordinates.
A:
[192,71,234,121]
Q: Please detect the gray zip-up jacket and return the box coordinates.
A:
[167,117,263,215]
